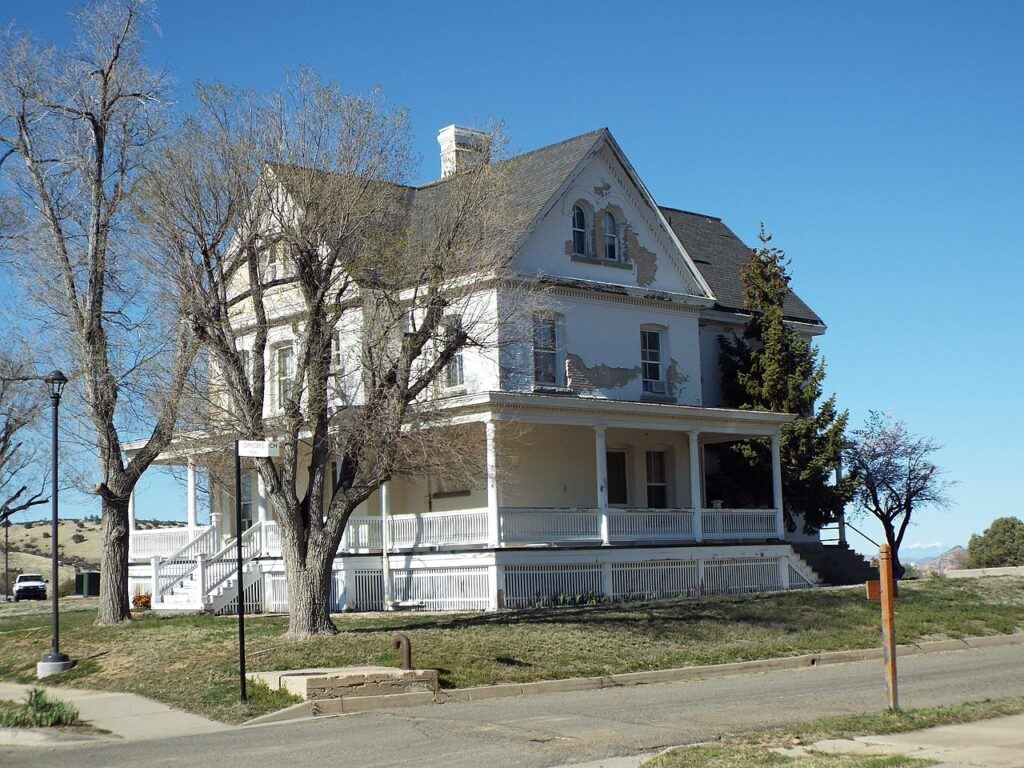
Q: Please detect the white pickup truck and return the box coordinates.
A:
[13,573,47,601]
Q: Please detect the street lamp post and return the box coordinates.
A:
[37,370,75,679]
[2,517,9,603]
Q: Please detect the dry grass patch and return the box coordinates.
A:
[0,577,1021,724]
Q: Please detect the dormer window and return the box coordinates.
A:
[603,211,619,261]
[571,205,588,256]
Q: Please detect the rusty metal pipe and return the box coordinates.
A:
[391,632,412,670]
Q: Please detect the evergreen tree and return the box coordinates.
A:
[716,227,855,532]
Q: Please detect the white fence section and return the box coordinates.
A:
[504,563,604,607]
[503,555,800,608]
[611,559,700,599]
[214,576,265,616]
[391,567,490,611]
[131,527,195,559]
[701,509,777,540]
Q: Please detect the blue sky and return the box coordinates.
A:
[4,1,1022,558]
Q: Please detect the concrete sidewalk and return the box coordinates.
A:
[0,682,229,742]
[813,713,1024,768]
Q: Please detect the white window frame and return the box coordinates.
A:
[532,314,560,386]
[275,344,295,410]
[571,204,589,257]
[645,450,669,509]
[442,317,465,390]
[603,211,619,261]
[641,327,666,394]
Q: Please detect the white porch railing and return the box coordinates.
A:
[154,525,218,600]
[202,521,264,597]
[257,507,778,556]
[131,527,195,560]
[389,509,489,549]
[500,508,602,544]
[700,509,777,540]
[609,509,695,542]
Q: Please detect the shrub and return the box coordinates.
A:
[71,533,86,544]
[133,592,152,610]
[0,688,79,727]
[967,517,1024,569]
[41,531,51,539]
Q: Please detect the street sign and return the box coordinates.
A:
[237,440,281,458]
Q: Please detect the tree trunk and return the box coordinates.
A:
[882,522,907,580]
[95,496,131,625]
[283,548,337,638]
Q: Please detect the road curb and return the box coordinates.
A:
[243,632,1024,725]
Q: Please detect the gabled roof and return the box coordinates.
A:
[265,130,823,327]
[659,207,824,327]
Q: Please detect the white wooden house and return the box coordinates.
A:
[125,126,870,613]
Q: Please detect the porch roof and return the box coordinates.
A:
[444,391,795,437]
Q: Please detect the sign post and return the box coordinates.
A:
[234,439,280,704]
[866,544,899,711]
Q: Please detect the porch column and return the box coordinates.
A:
[128,491,136,533]
[594,426,610,546]
[380,483,394,610]
[688,431,703,542]
[485,420,501,547]
[256,472,267,523]
[771,433,785,539]
[186,459,198,530]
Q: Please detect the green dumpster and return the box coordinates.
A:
[75,571,100,597]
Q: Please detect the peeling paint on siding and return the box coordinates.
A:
[667,358,690,397]
[626,228,657,286]
[564,239,576,257]
[566,353,639,392]
[593,181,611,197]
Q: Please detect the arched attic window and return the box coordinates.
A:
[571,204,589,257]
[603,211,619,261]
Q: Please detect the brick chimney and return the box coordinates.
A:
[437,124,489,178]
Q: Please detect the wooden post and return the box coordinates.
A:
[879,544,899,710]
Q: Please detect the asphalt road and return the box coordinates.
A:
[7,643,1024,768]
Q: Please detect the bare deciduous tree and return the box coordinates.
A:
[0,351,47,523]
[0,0,197,624]
[141,73,529,636]
[843,411,952,577]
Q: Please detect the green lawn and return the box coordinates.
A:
[0,576,1022,724]
[644,696,1024,768]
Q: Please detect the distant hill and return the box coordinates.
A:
[917,545,968,576]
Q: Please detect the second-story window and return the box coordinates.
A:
[641,328,665,394]
[443,317,464,389]
[603,211,619,261]
[264,248,278,283]
[571,204,588,257]
[533,315,558,385]
[276,344,295,409]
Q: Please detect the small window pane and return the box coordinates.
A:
[533,316,558,384]
[646,451,668,508]
[641,330,663,393]
[604,212,618,261]
[572,205,588,256]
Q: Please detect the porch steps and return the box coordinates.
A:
[790,542,877,586]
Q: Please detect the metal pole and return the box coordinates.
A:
[879,544,899,710]
[3,519,8,602]
[234,442,247,703]
[49,391,60,658]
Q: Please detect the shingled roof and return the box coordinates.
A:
[659,207,823,327]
